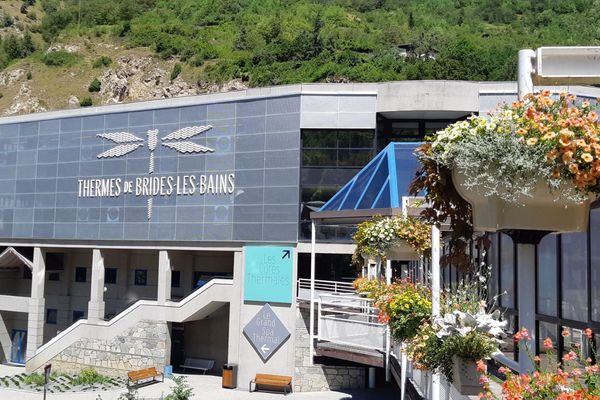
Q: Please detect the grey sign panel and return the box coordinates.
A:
[243,303,290,362]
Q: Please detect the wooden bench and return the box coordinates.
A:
[249,373,292,395]
[127,367,164,387]
[180,358,215,374]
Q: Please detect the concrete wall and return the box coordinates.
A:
[183,304,229,374]
[50,319,170,377]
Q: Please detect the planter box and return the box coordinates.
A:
[452,169,593,233]
[451,356,481,396]
[386,241,419,261]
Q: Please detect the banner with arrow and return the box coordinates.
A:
[244,245,294,304]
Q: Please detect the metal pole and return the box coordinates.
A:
[517,49,537,374]
[385,259,392,383]
[431,224,441,400]
[309,219,316,364]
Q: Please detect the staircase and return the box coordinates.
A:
[26,279,232,372]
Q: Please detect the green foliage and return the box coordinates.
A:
[165,376,193,400]
[170,63,182,82]
[79,96,93,107]
[42,51,79,67]
[23,373,45,387]
[88,78,101,92]
[118,385,138,400]
[70,368,106,385]
[2,32,35,61]
[1,15,14,28]
[92,55,112,68]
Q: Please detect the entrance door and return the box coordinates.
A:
[10,330,27,365]
[170,323,184,370]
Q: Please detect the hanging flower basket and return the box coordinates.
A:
[385,240,419,261]
[451,356,481,396]
[452,168,593,232]
[413,91,600,235]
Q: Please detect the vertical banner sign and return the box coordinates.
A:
[244,245,293,303]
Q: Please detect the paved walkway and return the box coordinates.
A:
[0,365,397,400]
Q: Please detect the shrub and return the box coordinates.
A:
[165,376,193,400]
[24,373,45,387]
[170,63,182,82]
[42,51,79,67]
[79,96,93,107]
[88,78,101,92]
[70,368,106,385]
[92,55,112,68]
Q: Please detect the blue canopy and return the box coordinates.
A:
[318,142,421,214]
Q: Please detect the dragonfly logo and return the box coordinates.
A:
[96,126,215,219]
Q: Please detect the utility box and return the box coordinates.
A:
[222,364,237,389]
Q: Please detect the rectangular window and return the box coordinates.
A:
[72,311,84,322]
[561,232,588,322]
[193,271,211,289]
[499,234,515,309]
[538,322,558,369]
[105,268,117,285]
[134,269,147,286]
[301,129,374,168]
[171,271,180,288]
[48,272,60,282]
[75,267,86,283]
[537,234,558,316]
[46,309,57,325]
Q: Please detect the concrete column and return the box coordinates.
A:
[517,243,536,373]
[87,249,105,323]
[227,251,242,364]
[26,247,45,360]
[157,250,172,305]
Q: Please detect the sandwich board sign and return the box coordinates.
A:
[244,245,293,303]
[243,303,290,362]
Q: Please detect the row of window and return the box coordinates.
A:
[46,309,84,324]
[30,267,227,289]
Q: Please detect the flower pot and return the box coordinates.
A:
[385,241,419,261]
[452,169,594,233]
[451,356,482,396]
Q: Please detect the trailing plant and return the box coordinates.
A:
[352,215,431,265]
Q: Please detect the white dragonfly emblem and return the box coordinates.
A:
[97,126,214,219]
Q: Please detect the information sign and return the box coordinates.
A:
[243,304,290,361]
[244,245,293,303]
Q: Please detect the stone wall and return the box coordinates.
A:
[49,320,170,377]
[294,306,365,392]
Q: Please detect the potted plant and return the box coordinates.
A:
[352,215,431,265]
[413,91,599,234]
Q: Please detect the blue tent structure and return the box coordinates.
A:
[312,142,422,221]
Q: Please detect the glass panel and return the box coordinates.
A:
[537,234,557,316]
[538,322,558,369]
[498,313,517,360]
[500,234,515,308]
[373,181,390,208]
[562,327,590,368]
[394,144,421,198]
[301,130,337,148]
[424,121,453,135]
[357,158,388,209]
[591,209,600,322]
[561,233,588,322]
[337,130,373,148]
[337,149,371,167]
[339,159,380,210]
[488,234,499,300]
[302,149,337,167]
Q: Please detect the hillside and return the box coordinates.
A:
[0,0,598,115]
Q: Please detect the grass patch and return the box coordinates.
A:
[23,373,45,387]
[42,51,80,67]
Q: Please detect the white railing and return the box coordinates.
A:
[317,293,387,351]
[297,278,356,300]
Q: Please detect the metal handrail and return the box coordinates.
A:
[297,278,356,294]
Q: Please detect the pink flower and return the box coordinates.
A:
[476,360,487,373]
[479,375,490,386]
[543,338,553,349]
[561,329,570,338]
[562,351,577,362]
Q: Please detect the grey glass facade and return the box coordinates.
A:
[0,95,301,242]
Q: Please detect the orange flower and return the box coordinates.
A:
[581,153,594,163]
[543,132,557,140]
[569,164,579,174]
[476,360,487,373]
[526,138,538,146]
[517,127,527,136]
[588,111,598,122]
[563,151,574,163]
[551,169,561,178]
[543,337,554,349]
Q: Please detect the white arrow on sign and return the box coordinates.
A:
[261,344,270,354]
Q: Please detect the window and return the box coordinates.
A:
[75,267,86,283]
[561,232,588,322]
[23,267,32,279]
[499,234,515,308]
[171,271,180,288]
[537,234,558,316]
[105,268,117,285]
[134,269,147,286]
[46,309,57,324]
[301,129,373,168]
[193,271,207,289]
[48,272,60,281]
[72,311,84,322]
